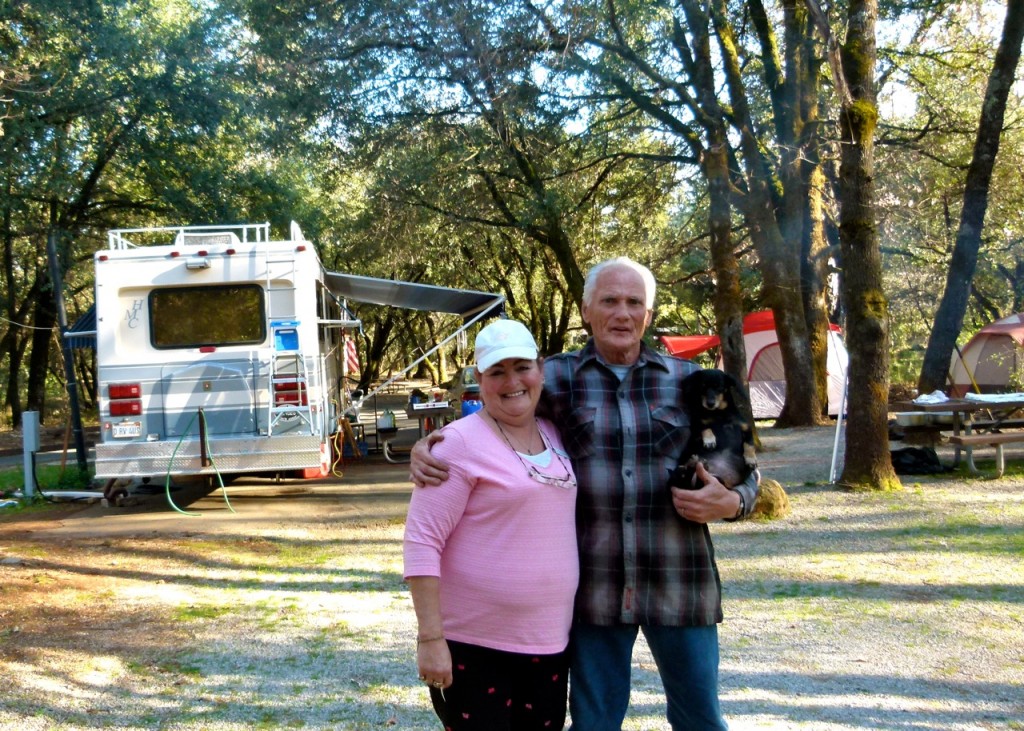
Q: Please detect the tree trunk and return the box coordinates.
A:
[779,0,834,419]
[706,142,746,384]
[5,342,24,428]
[75,347,97,407]
[361,315,398,391]
[830,0,900,489]
[706,142,759,443]
[803,164,835,417]
[680,0,749,398]
[711,0,823,427]
[1,182,19,427]
[917,0,1024,394]
[26,286,56,420]
[0,295,37,430]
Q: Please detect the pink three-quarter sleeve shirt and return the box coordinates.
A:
[403,413,579,655]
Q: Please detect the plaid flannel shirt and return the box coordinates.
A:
[543,340,759,626]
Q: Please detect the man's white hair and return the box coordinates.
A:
[582,257,657,309]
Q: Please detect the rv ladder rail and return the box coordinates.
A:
[268,341,317,435]
[265,235,317,437]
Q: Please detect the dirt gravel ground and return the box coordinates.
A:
[1,424,1022,730]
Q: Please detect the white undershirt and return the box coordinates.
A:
[519,448,553,467]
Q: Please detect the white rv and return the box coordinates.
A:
[90,222,503,483]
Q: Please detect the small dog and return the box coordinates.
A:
[669,368,757,490]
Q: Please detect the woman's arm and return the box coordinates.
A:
[407,576,452,689]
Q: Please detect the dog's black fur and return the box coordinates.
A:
[668,368,757,490]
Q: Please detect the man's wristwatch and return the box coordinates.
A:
[732,490,745,519]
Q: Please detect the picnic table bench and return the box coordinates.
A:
[946,431,1024,478]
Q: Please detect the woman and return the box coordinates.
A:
[403,319,578,731]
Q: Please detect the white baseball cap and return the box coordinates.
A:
[475,320,539,372]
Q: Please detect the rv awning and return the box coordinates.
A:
[324,272,504,320]
[323,272,505,399]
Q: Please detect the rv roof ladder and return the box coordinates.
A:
[265,239,314,436]
[264,237,299,323]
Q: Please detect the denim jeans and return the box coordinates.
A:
[568,623,728,731]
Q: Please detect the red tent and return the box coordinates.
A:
[660,311,847,418]
[660,334,720,359]
[661,311,838,357]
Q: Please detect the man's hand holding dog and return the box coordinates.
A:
[671,461,742,523]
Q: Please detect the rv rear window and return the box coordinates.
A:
[150,285,265,349]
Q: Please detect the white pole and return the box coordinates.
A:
[830,369,849,484]
[22,411,40,499]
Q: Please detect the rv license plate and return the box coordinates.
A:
[112,421,142,439]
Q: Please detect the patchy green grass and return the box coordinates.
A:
[156,658,204,677]
[895,518,1024,556]
[173,603,235,622]
[0,462,94,493]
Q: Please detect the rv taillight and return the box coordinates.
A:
[109,399,142,416]
[170,251,181,258]
[109,383,141,399]
[98,254,109,262]
[109,383,143,416]
[225,248,236,255]
[296,245,306,252]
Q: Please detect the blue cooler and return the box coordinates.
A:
[461,399,483,417]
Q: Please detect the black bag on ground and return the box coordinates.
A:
[890,446,947,475]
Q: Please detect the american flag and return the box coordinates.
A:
[345,338,360,375]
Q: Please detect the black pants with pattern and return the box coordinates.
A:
[428,639,569,731]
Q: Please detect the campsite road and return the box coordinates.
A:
[14,460,416,540]
[4,423,837,541]
[2,425,1022,731]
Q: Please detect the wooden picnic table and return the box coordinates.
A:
[892,395,1024,477]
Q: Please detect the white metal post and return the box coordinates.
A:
[22,411,40,499]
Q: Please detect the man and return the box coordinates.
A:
[411,256,759,730]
